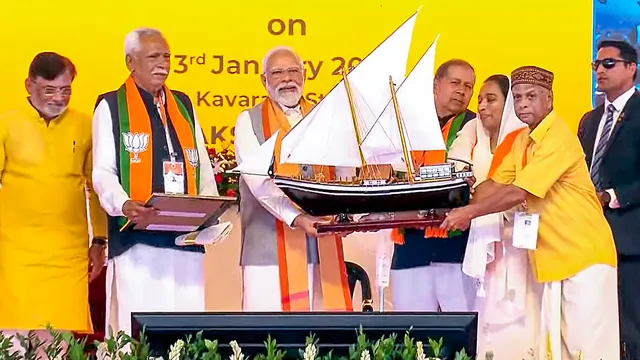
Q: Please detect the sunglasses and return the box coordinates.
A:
[592,58,631,70]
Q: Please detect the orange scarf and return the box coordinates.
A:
[116,76,200,228]
[488,128,526,178]
[390,118,458,244]
[261,98,353,311]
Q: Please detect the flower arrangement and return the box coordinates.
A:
[208,142,239,199]
[0,327,475,360]
[0,326,588,360]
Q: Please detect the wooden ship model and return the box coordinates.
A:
[233,9,473,226]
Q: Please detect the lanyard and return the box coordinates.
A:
[520,140,533,211]
[155,92,177,163]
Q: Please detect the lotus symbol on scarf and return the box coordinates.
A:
[185,148,199,168]
[122,132,149,163]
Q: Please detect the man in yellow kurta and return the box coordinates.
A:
[0,52,108,357]
[441,66,619,360]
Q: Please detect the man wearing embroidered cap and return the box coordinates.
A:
[442,65,619,359]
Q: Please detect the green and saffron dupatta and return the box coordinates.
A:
[116,75,200,228]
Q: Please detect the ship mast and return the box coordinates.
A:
[388,76,414,183]
[341,66,367,169]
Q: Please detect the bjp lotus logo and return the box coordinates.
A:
[122,132,149,163]
[185,148,199,168]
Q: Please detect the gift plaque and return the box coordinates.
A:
[120,193,237,233]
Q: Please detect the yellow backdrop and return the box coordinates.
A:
[1,0,592,149]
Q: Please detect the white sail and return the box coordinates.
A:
[280,9,420,168]
[360,35,444,168]
[231,130,279,176]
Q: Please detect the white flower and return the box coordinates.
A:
[213,160,224,174]
[416,341,426,360]
[95,342,122,360]
[230,340,244,360]
[360,349,371,360]
[169,339,184,360]
[303,343,318,360]
[96,342,109,360]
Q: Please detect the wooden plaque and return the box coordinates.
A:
[120,193,237,233]
[314,210,449,234]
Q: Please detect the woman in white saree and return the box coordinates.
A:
[448,75,543,360]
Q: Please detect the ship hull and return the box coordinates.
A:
[272,176,471,217]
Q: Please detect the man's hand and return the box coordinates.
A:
[440,206,475,232]
[596,191,611,208]
[461,166,476,195]
[122,200,156,223]
[88,243,106,282]
[293,214,354,238]
[293,214,325,238]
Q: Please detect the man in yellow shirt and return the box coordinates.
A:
[441,66,619,360]
[0,52,107,357]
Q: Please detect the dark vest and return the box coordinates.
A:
[95,87,205,259]
[391,110,476,269]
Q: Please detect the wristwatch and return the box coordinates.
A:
[92,237,108,246]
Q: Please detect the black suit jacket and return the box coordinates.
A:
[578,90,640,256]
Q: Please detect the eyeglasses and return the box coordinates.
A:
[265,67,302,78]
[592,58,631,70]
[42,86,72,97]
[30,79,72,97]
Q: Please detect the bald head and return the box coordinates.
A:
[261,46,306,107]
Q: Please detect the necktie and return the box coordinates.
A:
[590,104,616,190]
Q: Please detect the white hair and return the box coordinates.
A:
[261,46,303,73]
[124,27,164,57]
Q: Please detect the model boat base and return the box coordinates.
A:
[315,210,448,234]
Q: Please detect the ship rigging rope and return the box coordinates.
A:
[350,82,386,180]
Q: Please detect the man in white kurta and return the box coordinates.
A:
[92,27,218,335]
[389,59,478,311]
[235,46,354,311]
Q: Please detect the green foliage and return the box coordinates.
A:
[0,325,475,360]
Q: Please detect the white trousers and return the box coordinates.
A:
[390,263,476,311]
[105,244,205,336]
[242,264,324,311]
[542,264,619,360]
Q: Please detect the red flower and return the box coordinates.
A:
[226,189,237,197]
[215,173,223,184]
[207,147,217,158]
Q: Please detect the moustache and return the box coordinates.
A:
[152,69,169,75]
[276,82,299,92]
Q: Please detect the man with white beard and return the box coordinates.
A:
[234,46,355,311]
